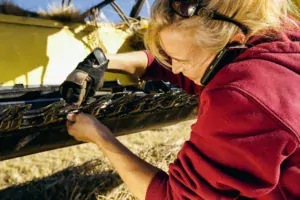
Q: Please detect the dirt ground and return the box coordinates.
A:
[0,120,195,200]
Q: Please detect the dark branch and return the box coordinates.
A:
[110,1,131,27]
[130,0,145,18]
[62,0,66,8]
[67,0,72,6]
[81,0,115,19]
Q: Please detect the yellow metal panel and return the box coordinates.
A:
[0,13,65,28]
[0,14,138,87]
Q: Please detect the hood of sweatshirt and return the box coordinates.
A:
[207,26,300,142]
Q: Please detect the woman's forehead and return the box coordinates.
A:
[159,28,196,57]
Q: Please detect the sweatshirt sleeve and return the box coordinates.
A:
[140,50,203,95]
[145,87,298,200]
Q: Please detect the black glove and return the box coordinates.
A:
[60,47,109,106]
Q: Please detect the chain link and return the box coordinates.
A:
[0,91,199,133]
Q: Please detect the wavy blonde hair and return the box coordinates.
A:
[145,0,300,67]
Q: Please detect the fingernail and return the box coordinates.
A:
[67,114,74,121]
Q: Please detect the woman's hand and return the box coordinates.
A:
[66,112,161,200]
[66,113,113,144]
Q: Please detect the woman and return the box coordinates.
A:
[65,0,300,199]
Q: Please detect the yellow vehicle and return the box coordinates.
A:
[0,1,198,161]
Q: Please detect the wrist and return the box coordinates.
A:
[94,128,115,149]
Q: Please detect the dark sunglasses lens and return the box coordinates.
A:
[171,0,198,17]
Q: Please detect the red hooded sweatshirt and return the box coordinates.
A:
[141,28,300,200]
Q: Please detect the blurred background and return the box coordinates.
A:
[12,0,154,21]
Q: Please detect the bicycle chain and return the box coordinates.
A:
[0,91,199,133]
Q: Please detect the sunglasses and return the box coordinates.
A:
[169,0,249,35]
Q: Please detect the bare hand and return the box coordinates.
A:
[66,113,113,144]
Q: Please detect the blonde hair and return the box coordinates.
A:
[145,0,300,67]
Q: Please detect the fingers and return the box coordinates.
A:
[66,113,87,142]
[66,120,74,128]
[66,112,86,127]
[60,70,91,105]
[67,113,77,122]
[66,113,76,129]
[60,81,87,105]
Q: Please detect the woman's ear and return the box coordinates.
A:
[230,33,246,44]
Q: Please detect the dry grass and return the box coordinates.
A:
[0,1,84,22]
[38,3,85,23]
[0,0,38,17]
[0,120,195,200]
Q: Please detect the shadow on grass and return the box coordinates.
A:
[0,159,122,200]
